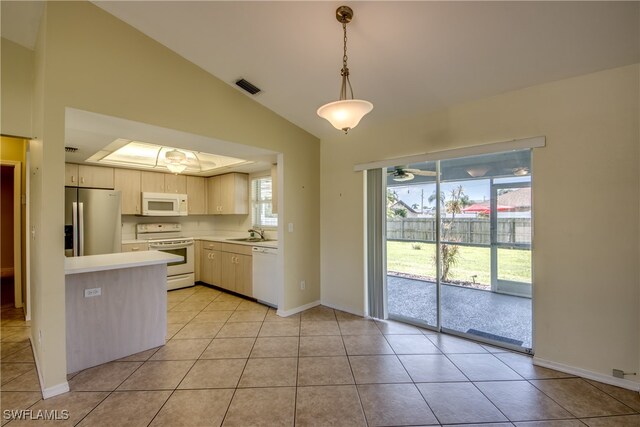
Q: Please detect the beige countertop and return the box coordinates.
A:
[65,251,183,275]
[122,234,278,249]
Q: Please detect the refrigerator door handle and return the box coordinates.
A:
[78,202,85,256]
[72,202,79,257]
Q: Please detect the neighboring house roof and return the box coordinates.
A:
[498,187,531,208]
[467,188,531,210]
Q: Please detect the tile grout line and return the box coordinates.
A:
[338,313,372,427]
[526,377,639,419]
[217,292,264,426]
[144,286,223,426]
[431,337,521,424]
[376,320,443,426]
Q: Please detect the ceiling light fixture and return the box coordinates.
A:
[513,167,529,176]
[466,166,489,178]
[164,149,188,174]
[317,5,373,134]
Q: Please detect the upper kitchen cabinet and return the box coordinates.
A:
[141,171,166,193]
[65,164,114,189]
[114,169,141,215]
[206,173,248,215]
[65,163,79,186]
[186,176,206,215]
[165,174,187,194]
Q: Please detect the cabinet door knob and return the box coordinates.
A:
[71,176,76,183]
[132,247,139,251]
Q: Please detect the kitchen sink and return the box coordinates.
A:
[227,238,276,243]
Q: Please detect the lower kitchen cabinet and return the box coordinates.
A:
[220,252,252,296]
[201,247,222,286]
[197,241,253,297]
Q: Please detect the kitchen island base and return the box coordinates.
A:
[66,264,167,373]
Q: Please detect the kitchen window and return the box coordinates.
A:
[251,176,277,228]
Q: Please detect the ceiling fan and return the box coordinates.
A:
[388,166,437,182]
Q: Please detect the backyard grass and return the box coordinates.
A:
[387,241,531,285]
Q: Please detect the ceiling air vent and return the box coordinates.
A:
[235,78,261,95]
[65,146,79,153]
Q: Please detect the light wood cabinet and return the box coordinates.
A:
[236,254,253,297]
[141,171,165,193]
[206,173,249,215]
[186,176,207,215]
[114,169,142,215]
[78,165,114,189]
[197,241,252,297]
[121,242,149,252]
[65,163,79,186]
[65,164,114,189]
[165,174,187,194]
[202,248,222,287]
[219,243,252,296]
[220,252,237,292]
[206,175,222,214]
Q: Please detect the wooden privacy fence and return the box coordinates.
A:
[387,218,531,245]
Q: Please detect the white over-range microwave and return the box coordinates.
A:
[141,192,188,216]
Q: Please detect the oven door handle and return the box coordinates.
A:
[149,241,194,250]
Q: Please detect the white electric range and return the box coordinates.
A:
[137,223,194,290]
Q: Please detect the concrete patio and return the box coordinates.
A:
[387,275,532,349]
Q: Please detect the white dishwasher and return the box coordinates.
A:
[252,247,279,308]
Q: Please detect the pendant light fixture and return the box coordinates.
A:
[317,5,373,134]
[164,149,188,174]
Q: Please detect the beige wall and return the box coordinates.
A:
[29,1,319,391]
[321,65,640,383]
[1,38,34,138]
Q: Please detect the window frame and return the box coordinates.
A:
[250,174,277,229]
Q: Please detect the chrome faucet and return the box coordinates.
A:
[248,228,265,240]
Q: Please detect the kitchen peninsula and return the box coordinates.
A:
[64,251,182,373]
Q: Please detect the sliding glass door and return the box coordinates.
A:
[385,161,439,328]
[384,150,532,352]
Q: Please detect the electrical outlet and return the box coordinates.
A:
[84,288,101,298]
[38,330,42,345]
[300,281,305,290]
[288,223,294,233]
[612,369,625,378]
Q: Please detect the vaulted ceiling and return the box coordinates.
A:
[2,1,639,139]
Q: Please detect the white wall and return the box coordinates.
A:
[321,64,640,385]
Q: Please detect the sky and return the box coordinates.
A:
[390,176,531,210]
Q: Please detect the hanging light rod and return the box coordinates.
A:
[317,5,373,134]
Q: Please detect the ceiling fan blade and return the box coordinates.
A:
[405,169,437,176]
[392,172,414,182]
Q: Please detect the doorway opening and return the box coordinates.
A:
[1,165,15,306]
[384,150,532,352]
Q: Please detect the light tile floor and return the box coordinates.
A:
[1,285,639,426]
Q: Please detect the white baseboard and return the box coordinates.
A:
[533,356,640,392]
[277,300,320,317]
[30,337,70,399]
[320,301,366,318]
